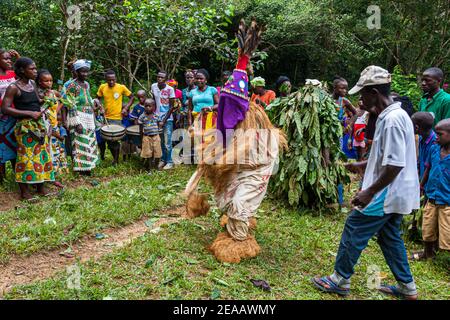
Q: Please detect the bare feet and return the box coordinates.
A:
[36,184,51,197]
[20,192,34,201]
[53,181,64,189]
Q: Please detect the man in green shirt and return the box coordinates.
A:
[419,67,450,127]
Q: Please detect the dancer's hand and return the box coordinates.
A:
[76,124,83,134]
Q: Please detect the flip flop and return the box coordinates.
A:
[378,285,418,300]
[311,276,350,296]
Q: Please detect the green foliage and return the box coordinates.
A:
[0,0,234,88]
[391,65,422,109]
[268,82,349,208]
[234,0,450,88]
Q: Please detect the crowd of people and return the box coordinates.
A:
[1,47,449,299]
[312,66,450,300]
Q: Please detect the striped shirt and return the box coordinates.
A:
[138,113,161,136]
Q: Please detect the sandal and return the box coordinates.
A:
[311,276,350,296]
[378,285,418,300]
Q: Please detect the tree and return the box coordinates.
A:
[233,0,450,90]
[0,0,235,90]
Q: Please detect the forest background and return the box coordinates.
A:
[1,0,449,105]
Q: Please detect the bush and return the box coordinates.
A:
[391,65,422,111]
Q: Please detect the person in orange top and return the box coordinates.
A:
[250,76,275,109]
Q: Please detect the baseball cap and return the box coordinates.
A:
[348,65,391,95]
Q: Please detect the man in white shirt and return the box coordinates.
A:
[151,71,175,170]
[312,66,420,300]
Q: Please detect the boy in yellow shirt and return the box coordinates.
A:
[97,70,134,164]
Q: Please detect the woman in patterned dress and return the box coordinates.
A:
[1,57,55,199]
[61,60,99,175]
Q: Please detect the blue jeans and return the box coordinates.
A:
[337,184,344,205]
[160,120,173,164]
[334,210,414,284]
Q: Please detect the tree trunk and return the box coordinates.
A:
[146,54,150,91]
[58,2,70,89]
[126,40,133,89]
[60,35,71,86]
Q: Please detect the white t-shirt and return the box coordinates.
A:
[151,83,175,121]
[361,102,420,214]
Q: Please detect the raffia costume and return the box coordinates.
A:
[184,20,287,263]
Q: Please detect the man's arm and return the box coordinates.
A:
[1,85,41,119]
[211,93,219,111]
[161,97,175,124]
[187,97,193,126]
[125,93,135,110]
[95,84,104,114]
[352,165,403,207]
[123,86,134,113]
[345,160,368,175]
[420,166,430,193]
[420,147,434,193]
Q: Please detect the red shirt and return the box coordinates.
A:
[251,90,276,108]
[0,70,16,117]
[0,70,16,102]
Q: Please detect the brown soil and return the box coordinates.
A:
[0,192,21,212]
[0,205,186,297]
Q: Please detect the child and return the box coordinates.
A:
[333,77,357,206]
[129,90,146,125]
[333,77,358,160]
[167,79,183,131]
[37,69,67,188]
[414,118,450,260]
[333,77,357,123]
[411,112,436,182]
[351,108,368,161]
[138,98,162,171]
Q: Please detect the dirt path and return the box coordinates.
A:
[0,206,187,297]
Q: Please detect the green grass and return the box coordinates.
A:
[0,154,151,193]
[0,164,195,263]
[4,198,449,300]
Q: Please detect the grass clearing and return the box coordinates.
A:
[0,163,196,263]
[5,198,449,300]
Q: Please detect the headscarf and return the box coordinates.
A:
[167,79,178,88]
[73,59,92,71]
[250,76,265,88]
